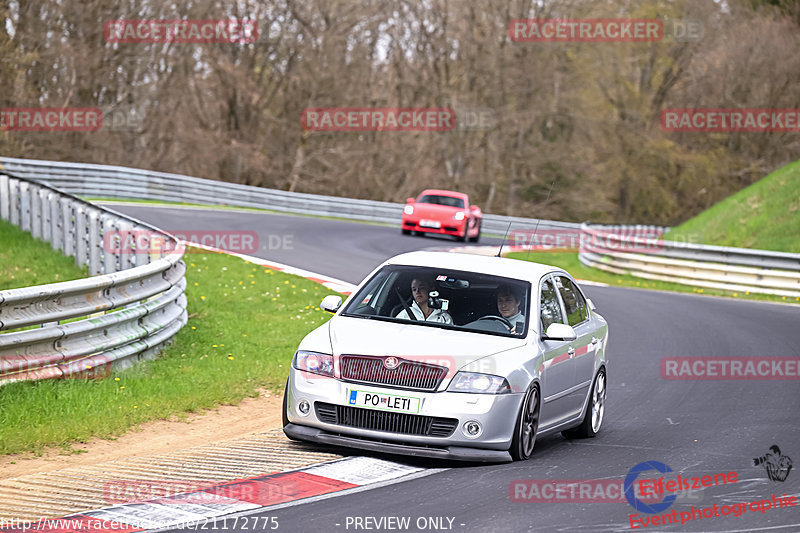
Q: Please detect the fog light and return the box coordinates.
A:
[463,420,482,438]
[298,399,310,415]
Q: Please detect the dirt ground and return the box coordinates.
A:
[0,391,284,480]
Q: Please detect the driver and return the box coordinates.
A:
[395,278,453,324]
[497,284,525,334]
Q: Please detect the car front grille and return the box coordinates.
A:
[340,355,447,391]
[315,402,457,437]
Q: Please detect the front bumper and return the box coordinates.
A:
[285,370,523,461]
[284,424,512,462]
[402,218,466,236]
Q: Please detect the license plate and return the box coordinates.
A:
[347,389,421,414]
[419,219,441,229]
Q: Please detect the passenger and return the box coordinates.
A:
[497,284,525,334]
[395,278,453,324]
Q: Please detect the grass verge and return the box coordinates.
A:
[0,249,339,456]
[664,159,800,252]
[505,250,800,305]
[0,219,89,290]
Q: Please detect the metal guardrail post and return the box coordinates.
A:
[40,188,51,242]
[60,197,74,257]
[49,191,60,251]
[0,173,9,221]
[19,181,31,231]
[100,213,118,274]
[75,205,88,269]
[30,184,42,239]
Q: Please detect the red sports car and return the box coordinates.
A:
[401,189,482,242]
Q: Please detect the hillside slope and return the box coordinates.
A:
[665,160,800,253]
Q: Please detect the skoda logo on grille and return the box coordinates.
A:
[384,357,400,370]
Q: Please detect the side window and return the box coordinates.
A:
[539,278,566,332]
[555,276,588,326]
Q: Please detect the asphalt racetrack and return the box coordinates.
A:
[110,204,800,533]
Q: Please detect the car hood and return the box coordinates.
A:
[411,203,461,217]
[328,315,526,370]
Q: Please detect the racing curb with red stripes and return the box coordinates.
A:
[0,457,430,532]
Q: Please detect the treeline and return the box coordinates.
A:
[2,0,799,225]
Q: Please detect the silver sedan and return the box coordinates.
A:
[283,251,609,462]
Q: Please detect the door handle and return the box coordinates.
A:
[591,337,598,345]
[568,346,575,357]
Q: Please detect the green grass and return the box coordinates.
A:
[505,250,800,304]
[0,219,89,290]
[0,250,339,455]
[665,159,800,252]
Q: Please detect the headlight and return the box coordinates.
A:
[404,205,414,215]
[454,211,465,220]
[293,351,334,377]
[447,372,511,394]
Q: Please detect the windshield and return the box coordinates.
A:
[341,265,530,337]
[417,195,466,209]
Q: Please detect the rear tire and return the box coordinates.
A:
[510,384,540,461]
[562,368,606,439]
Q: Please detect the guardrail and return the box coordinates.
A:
[0,157,580,235]
[0,172,187,385]
[578,224,800,298]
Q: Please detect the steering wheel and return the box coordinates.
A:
[477,315,513,330]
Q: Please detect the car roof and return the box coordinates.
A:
[418,189,468,200]
[383,251,564,284]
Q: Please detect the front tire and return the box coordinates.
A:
[562,368,606,439]
[468,221,481,243]
[402,228,411,235]
[510,384,540,461]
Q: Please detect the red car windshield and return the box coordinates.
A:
[417,194,465,209]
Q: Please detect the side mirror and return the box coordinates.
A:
[543,323,577,341]
[587,298,597,312]
[470,204,479,211]
[320,295,342,313]
[406,197,416,204]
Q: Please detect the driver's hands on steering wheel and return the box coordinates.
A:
[479,315,514,331]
